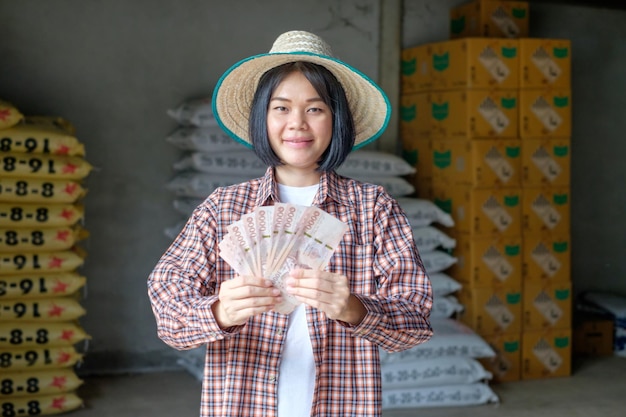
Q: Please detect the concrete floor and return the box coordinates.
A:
[68,356,625,416]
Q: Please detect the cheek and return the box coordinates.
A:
[266,117,283,138]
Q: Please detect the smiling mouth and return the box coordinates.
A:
[284,138,312,143]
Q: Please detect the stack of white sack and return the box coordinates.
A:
[397,198,463,319]
[169,150,417,228]
[163,96,246,380]
[163,96,251,241]
[380,318,499,409]
[379,198,499,409]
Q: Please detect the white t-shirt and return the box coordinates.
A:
[276,183,317,417]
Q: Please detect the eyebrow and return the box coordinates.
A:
[270,96,325,103]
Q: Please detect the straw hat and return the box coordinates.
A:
[212,30,391,150]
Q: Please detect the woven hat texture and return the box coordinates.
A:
[212,30,390,150]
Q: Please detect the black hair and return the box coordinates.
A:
[248,61,355,171]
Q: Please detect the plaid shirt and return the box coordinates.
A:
[148,167,433,417]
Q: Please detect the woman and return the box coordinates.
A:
[148,30,432,417]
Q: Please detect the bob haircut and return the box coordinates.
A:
[248,61,355,172]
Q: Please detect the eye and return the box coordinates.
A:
[272,105,288,112]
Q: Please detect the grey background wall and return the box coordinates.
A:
[0,0,623,374]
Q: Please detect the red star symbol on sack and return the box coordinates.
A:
[53,280,70,294]
[62,163,78,174]
[47,303,66,317]
[55,145,71,155]
[60,329,75,341]
[47,256,65,269]
[55,230,71,242]
[50,376,68,389]
[59,208,77,221]
[0,109,10,121]
[56,351,73,364]
[51,396,67,410]
[64,183,78,196]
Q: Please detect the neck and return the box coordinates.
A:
[274,166,322,187]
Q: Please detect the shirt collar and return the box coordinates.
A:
[256,167,355,209]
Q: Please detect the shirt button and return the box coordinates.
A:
[268,375,277,382]
[276,329,283,336]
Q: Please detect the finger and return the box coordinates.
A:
[236,275,275,287]
[286,273,336,293]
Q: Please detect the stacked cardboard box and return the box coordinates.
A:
[400,0,573,382]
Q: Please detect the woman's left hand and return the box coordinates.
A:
[286,269,366,325]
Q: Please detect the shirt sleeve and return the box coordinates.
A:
[342,196,434,352]
[147,204,239,350]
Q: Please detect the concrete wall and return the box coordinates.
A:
[0,0,624,374]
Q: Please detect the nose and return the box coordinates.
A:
[288,110,307,129]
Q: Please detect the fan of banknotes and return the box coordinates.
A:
[218,203,348,314]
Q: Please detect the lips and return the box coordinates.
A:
[283,137,314,148]
[283,137,313,143]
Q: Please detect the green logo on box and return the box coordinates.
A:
[506,146,520,158]
[450,16,465,34]
[553,194,568,205]
[433,150,452,169]
[434,198,452,214]
[554,145,569,157]
[433,52,450,72]
[402,58,417,76]
[501,97,517,109]
[553,96,569,108]
[504,340,520,352]
[502,46,518,58]
[555,289,570,300]
[432,102,449,121]
[505,245,520,256]
[553,241,569,253]
[504,195,519,207]
[401,105,416,122]
[402,149,418,166]
[555,336,570,348]
[506,293,521,304]
[512,8,527,19]
[554,47,569,59]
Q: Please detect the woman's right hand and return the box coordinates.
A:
[212,275,282,328]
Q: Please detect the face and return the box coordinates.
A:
[267,71,332,183]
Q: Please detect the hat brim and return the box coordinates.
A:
[212,51,391,150]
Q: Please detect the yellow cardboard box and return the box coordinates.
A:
[479,333,522,382]
[402,38,519,93]
[432,184,522,237]
[520,88,572,138]
[523,281,572,331]
[522,233,571,283]
[522,328,572,379]
[449,233,522,287]
[457,285,523,335]
[420,90,519,138]
[450,0,529,39]
[522,186,571,235]
[520,38,571,89]
[522,138,571,186]
[400,93,428,140]
[401,44,433,94]
[431,139,521,188]
[430,38,519,90]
